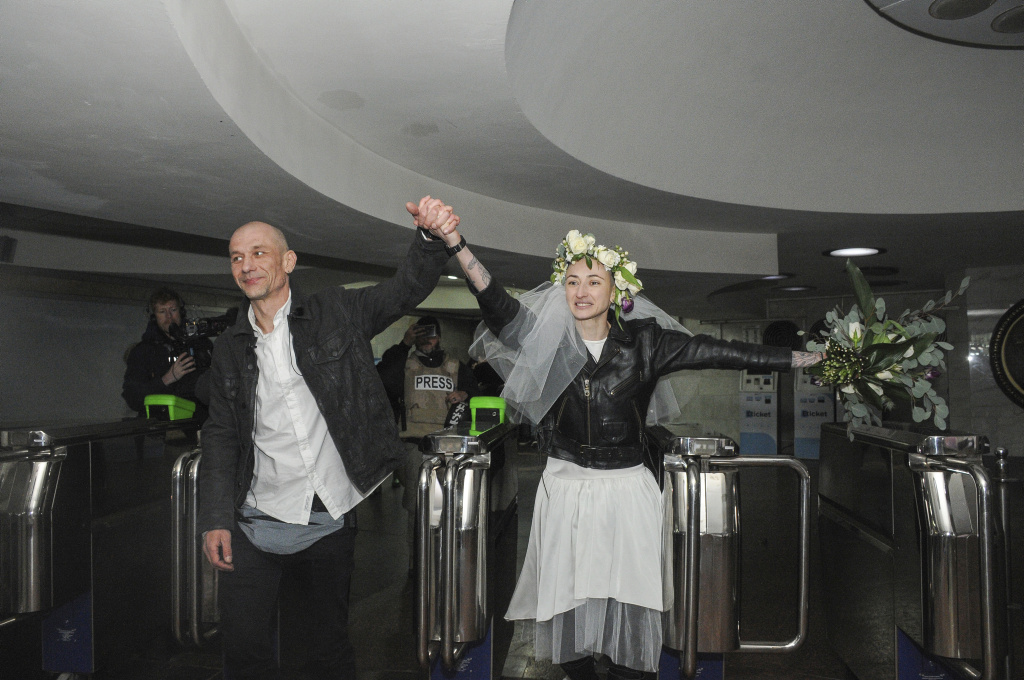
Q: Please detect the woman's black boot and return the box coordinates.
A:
[560,655,599,680]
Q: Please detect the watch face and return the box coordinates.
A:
[989,298,1024,410]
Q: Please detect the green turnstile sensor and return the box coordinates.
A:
[144,394,196,421]
[469,396,505,435]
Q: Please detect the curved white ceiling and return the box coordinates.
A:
[164,0,779,276]
[506,1,1024,214]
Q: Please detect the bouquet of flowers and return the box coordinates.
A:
[805,260,969,432]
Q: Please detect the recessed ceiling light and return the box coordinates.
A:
[760,273,793,281]
[778,285,816,292]
[825,247,885,257]
[446,275,459,280]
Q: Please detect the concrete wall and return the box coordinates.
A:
[0,271,482,425]
[946,264,1024,453]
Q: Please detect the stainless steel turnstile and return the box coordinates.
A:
[0,420,196,677]
[648,426,811,679]
[416,421,518,677]
[819,423,1021,680]
[171,444,219,647]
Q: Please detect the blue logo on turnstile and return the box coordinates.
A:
[896,629,961,679]
[431,624,493,679]
[42,591,94,673]
[659,648,723,680]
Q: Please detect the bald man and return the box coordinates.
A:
[198,199,462,679]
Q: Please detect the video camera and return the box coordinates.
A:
[168,308,238,370]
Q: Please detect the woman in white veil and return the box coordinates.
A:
[410,199,823,680]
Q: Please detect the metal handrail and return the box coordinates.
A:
[440,456,467,669]
[663,456,702,677]
[916,457,1004,680]
[187,452,205,647]
[714,456,811,653]
[417,455,443,668]
[170,451,190,646]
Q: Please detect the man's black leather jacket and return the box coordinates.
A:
[198,233,449,534]
[473,280,792,469]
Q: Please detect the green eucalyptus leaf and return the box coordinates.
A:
[936,342,954,350]
[958,277,970,295]
[912,406,928,422]
[863,339,915,372]
[875,298,886,319]
[845,259,877,326]
[943,291,952,304]
[923,300,935,312]
[850,402,869,418]
[912,380,930,398]
[934,415,947,430]
[935,403,949,419]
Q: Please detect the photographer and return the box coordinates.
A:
[122,287,212,421]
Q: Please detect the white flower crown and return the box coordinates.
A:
[550,230,643,321]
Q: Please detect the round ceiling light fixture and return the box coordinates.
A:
[864,0,1024,48]
[778,285,817,292]
[761,273,794,281]
[825,247,886,257]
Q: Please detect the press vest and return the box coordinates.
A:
[402,354,460,438]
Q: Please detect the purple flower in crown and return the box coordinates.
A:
[620,296,634,313]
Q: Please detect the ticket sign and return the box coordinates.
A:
[739,393,777,455]
[794,393,835,459]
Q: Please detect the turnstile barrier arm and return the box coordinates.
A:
[913,457,1004,680]
[664,456,702,678]
[441,456,467,670]
[713,456,811,653]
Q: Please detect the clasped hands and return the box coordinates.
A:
[406,196,460,245]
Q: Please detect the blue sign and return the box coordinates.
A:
[659,648,724,680]
[431,625,493,680]
[42,591,94,673]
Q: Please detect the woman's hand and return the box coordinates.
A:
[406,196,460,246]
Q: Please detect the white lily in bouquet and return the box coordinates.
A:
[804,260,969,433]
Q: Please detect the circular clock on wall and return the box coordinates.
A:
[989,298,1024,410]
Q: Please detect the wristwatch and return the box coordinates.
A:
[445,236,467,256]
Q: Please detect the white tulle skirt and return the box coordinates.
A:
[505,458,670,672]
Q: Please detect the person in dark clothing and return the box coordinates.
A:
[199,198,460,680]
[376,316,478,557]
[413,201,825,680]
[122,287,210,419]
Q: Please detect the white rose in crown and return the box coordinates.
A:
[583,233,596,250]
[627,278,642,296]
[566,230,589,255]
[614,270,629,291]
[595,247,621,269]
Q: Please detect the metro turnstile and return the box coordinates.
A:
[648,426,811,679]
[0,419,196,678]
[171,445,219,647]
[416,421,518,678]
[819,423,1021,680]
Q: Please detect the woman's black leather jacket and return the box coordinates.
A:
[473,280,792,469]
